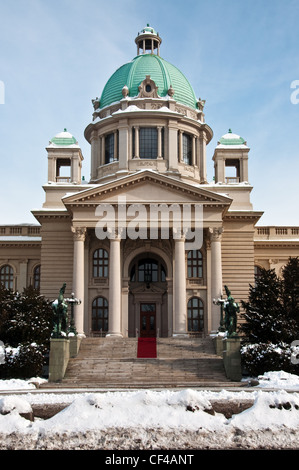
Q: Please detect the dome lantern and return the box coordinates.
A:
[135,24,162,56]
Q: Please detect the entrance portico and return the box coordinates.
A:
[64,171,230,338]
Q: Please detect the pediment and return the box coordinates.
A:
[130,283,166,295]
[63,171,232,208]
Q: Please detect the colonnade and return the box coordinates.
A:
[71,226,223,337]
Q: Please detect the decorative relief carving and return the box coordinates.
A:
[175,105,186,115]
[138,75,159,99]
[209,227,223,242]
[151,103,163,110]
[71,226,86,242]
[100,162,119,175]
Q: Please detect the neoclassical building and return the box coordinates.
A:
[1,26,299,338]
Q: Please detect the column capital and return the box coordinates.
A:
[71,226,86,242]
[199,130,208,142]
[209,227,223,242]
[173,227,187,242]
[90,130,99,141]
[108,227,124,240]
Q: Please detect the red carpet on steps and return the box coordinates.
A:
[137,338,157,358]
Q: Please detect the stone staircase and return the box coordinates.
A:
[43,336,241,389]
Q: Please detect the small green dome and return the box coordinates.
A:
[218,129,246,146]
[50,129,78,146]
[99,54,198,110]
[139,24,158,36]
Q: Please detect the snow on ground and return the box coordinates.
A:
[1,371,299,449]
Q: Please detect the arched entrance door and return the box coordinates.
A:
[128,255,168,337]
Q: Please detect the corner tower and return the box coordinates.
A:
[213,129,249,184]
[85,26,213,185]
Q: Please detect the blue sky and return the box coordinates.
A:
[0,0,299,225]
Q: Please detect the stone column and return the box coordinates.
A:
[71,226,86,336]
[157,126,163,159]
[210,227,223,332]
[108,233,122,336]
[178,130,183,162]
[118,121,129,171]
[199,131,208,183]
[192,135,196,166]
[168,121,178,171]
[173,233,187,336]
[113,130,118,161]
[90,130,98,181]
[101,135,105,166]
[134,126,139,158]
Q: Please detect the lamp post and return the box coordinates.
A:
[66,293,81,336]
[213,295,226,333]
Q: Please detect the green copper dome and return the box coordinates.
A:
[218,129,246,146]
[50,129,78,146]
[99,53,198,110]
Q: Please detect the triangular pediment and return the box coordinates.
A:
[63,171,232,208]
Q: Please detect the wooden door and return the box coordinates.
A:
[140,303,156,338]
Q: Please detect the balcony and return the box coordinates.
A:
[55,176,71,183]
[225,177,240,184]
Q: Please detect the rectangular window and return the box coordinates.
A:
[182,133,192,165]
[105,133,115,164]
[139,128,158,159]
[187,250,203,278]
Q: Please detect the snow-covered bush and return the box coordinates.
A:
[0,285,52,378]
[240,258,299,376]
[241,342,298,377]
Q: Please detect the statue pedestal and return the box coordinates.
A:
[213,335,225,356]
[48,338,70,382]
[69,335,82,358]
[222,336,242,382]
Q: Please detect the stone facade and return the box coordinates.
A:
[0,27,298,339]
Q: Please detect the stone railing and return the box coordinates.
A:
[0,224,41,236]
[255,226,299,240]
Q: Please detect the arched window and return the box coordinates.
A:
[0,264,14,290]
[130,257,166,283]
[93,249,109,278]
[33,265,41,290]
[187,297,204,332]
[187,250,203,278]
[92,296,108,332]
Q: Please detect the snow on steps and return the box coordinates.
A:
[44,336,240,389]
